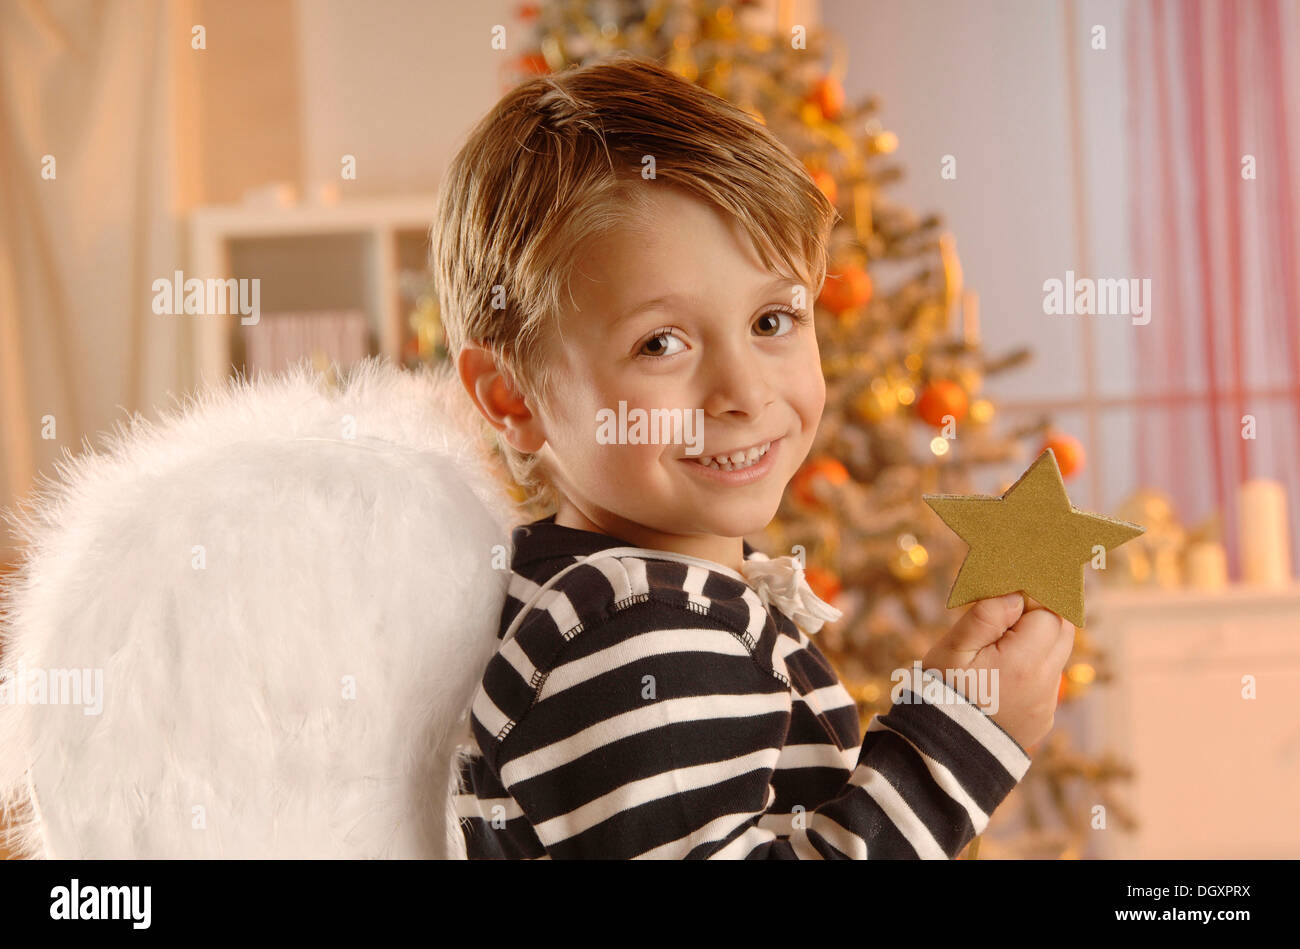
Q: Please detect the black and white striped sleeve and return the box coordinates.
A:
[474,599,1031,859]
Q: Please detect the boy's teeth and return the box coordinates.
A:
[693,441,771,470]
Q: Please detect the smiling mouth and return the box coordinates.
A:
[685,438,776,472]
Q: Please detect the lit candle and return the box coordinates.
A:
[1238,479,1292,586]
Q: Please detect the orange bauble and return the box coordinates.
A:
[792,457,849,507]
[804,566,842,602]
[809,168,838,207]
[808,76,845,121]
[818,264,873,314]
[517,52,550,75]
[916,379,969,427]
[1041,431,1086,479]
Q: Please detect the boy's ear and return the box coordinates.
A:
[456,344,547,453]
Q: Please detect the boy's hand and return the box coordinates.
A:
[920,591,1075,753]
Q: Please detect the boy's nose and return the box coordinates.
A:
[700,351,775,419]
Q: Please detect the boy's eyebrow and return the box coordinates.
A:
[611,276,798,329]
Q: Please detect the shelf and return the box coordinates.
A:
[1082,581,1300,858]
[1091,581,1300,612]
[187,194,439,384]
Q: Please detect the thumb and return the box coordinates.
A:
[943,592,1025,653]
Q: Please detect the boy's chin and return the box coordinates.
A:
[683,500,782,541]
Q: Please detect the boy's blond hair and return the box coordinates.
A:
[430,54,837,517]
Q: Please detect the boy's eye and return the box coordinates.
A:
[753,307,808,337]
[636,328,687,359]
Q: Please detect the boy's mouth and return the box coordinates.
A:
[684,437,778,472]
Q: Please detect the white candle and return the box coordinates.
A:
[1238,479,1292,586]
[1185,541,1227,591]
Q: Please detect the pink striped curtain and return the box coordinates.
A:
[1126,0,1300,576]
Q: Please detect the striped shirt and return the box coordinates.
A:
[454,515,1031,859]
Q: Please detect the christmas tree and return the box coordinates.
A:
[419,0,1134,859]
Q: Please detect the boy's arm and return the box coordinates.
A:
[477,601,1030,859]
[804,670,1032,858]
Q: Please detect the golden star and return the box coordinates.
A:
[922,449,1145,628]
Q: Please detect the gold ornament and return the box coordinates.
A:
[888,532,929,581]
[853,376,901,421]
[824,122,855,154]
[853,387,893,421]
[409,295,444,362]
[869,130,899,154]
[666,35,697,82]
[1066,662,1095,686]
[923,449,1146,628]
[1059,662,1095,701]
[1110,489,1189,587]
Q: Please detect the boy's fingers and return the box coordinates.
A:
[1048,616,1077,669]
[1015,597,1077,666]
[945,592,1025,652]
[1005,604,1071,659]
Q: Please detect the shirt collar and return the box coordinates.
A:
[510,514,758,572]
[509,516,841,636]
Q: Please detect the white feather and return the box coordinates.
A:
[0,356,517,858]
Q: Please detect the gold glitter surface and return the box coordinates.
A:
[922,449,1146,628]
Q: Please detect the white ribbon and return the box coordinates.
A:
[738,553,843,634]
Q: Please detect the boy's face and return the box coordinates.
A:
[531,186,826,550]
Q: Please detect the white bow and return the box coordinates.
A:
[738,554,843,634]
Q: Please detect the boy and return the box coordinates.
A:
[433,56,1073,859]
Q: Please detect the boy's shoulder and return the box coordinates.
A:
[467,517,790,759]
[499,541,773,669]
[498,515,774,645]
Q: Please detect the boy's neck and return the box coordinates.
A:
[552,501,746,574]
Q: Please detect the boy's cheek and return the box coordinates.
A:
[798,372,828,433]
[811,378,827,424]
[812,344,828,404]
[790,341,827,419]
[590,442,664,478]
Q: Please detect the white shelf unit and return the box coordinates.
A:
[1083,582,1300,858]
[187,195,440,384]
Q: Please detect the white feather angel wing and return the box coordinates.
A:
[0,357,516,858]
